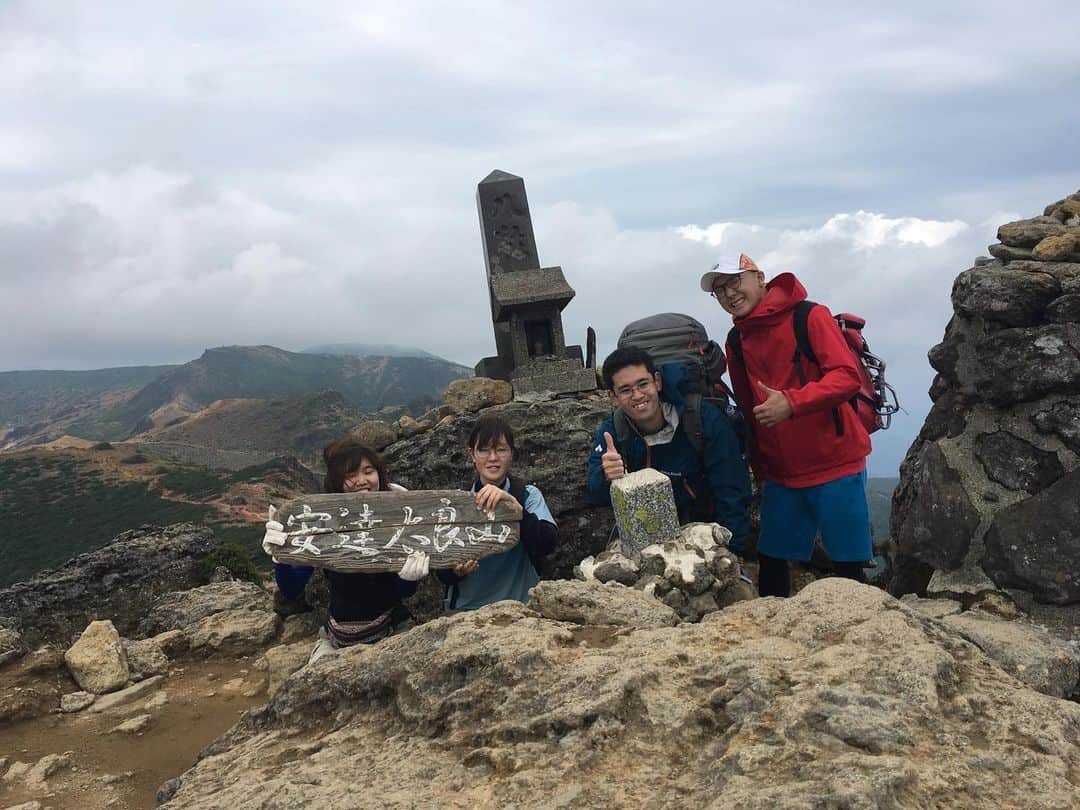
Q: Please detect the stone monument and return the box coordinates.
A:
[474,170,596,396]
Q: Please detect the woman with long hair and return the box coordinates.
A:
[267,437,429,663]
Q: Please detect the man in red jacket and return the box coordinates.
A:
[700,254,872,597]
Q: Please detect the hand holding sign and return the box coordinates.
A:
[601,431,626,482]
[752,381,793,427]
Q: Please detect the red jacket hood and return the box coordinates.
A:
[736,272,807,327]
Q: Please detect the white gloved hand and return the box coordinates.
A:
[262,505,288,556]
[397,550,430,582]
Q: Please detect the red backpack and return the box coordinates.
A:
[726,301,899,435]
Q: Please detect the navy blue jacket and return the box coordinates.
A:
[586,364,751,553]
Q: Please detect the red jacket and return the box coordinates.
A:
[725,272,870,488]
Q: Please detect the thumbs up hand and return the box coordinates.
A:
[600,431,626,482]
[752,381,793,427]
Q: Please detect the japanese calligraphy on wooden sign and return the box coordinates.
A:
[264,490,522,573]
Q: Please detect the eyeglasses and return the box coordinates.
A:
[613,378,655,400]
[710,271,749,298]
[475,445,512,457]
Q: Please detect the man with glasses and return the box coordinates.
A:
[702,254,873,598]
[438,414,557,610]
[585,345,751,554]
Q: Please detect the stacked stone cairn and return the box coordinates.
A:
[890,191,1080,605]
[573,469,744,622]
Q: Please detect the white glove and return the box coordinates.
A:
[262,505,288,557]
[397,550,430,582]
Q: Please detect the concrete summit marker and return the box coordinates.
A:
[610,469,680,562]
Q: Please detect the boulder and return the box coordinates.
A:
[892,443,979,571]
[940,613,1080,698]
[111,713,152,734]
[442,378,513,414]
[64,620,129,694]
[139,581,273,637]
[996,216,1065,248]
[982,470,1080,604]
[972,430,1064,493]
[967,324,1080,405]
[123,638,170,681]
[0,523,221,648]
[951,263,1059,326]
[1031,398,1080,453]
[185,609,282,655]
[396,414,431,439]
[589,551,639,585]
[349,420,398,451]
[528,580,679,628]
[1033,233,1079,261]
[158,580,1080,810]
[1047,292,1080,323]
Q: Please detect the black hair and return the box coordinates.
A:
[322,437,389,494]
[601,346,657,390]
[468,414,516,455]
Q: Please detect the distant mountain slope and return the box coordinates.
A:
[868,476,898,541]
[68,345,471,441]
[302,343,441,360]
[0,365,176,446]
[131,389,369,470]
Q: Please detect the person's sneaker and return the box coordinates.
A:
[273,591,312,617]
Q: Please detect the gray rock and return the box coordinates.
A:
[988,242,1034,262]
[893,443,979,571]
[442,378,513,414]
[396,414,431,439]
[996,216,1066,248]
[139,581,272,637]
[0,523,220,648]
[64,620,129,694]
[1031,398,1080,453]
[111,713,152,734]
[898,595,963,620]
[982,470,1080,604]
[123,638,169,681]
[590,551,639,586]
[639,542,715,596]
[349,419,398,451]
[60,691,96,713]
[89,675,164,713]
[261,641,313,696]
[1047,292,1080,323]
[185,608,282,655]
[926,566,998,600]
[952,263,1059,326]
[968,324,1080,405]
[528,580,679,628]
[972,431,1064,493]
[941,613,1080,698]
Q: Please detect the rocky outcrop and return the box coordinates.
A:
[441,377,514,414]
[0,524,222,648]
[137,581,272,637]
[890,192,1080,603]
[385,397,615,579]
[158,579,1080,809]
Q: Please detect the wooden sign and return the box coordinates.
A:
[265,490,522,573]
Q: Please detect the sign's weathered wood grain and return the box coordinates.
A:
[265,490,522,573]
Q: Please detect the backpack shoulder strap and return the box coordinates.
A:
[611,408,631,449]
[792,300,819,366]
[725,325,743,367]
[507,475,528,507]
[681,392,705,457]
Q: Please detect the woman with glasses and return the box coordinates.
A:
[437,414,558,611]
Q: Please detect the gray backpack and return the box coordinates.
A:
[614,313,739,455]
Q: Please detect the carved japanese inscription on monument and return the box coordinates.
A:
[264,490,522,573]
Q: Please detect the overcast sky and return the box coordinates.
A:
[2,1,1079,475]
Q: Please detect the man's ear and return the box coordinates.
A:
[653,371,662,393]
[606,389,620,408]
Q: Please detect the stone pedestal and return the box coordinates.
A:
[610,469,680,562]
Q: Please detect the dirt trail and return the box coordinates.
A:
[0,656,270,809]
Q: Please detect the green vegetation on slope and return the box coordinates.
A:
[0,454,212,587]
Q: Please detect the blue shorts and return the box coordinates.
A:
[756,471,872,562]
